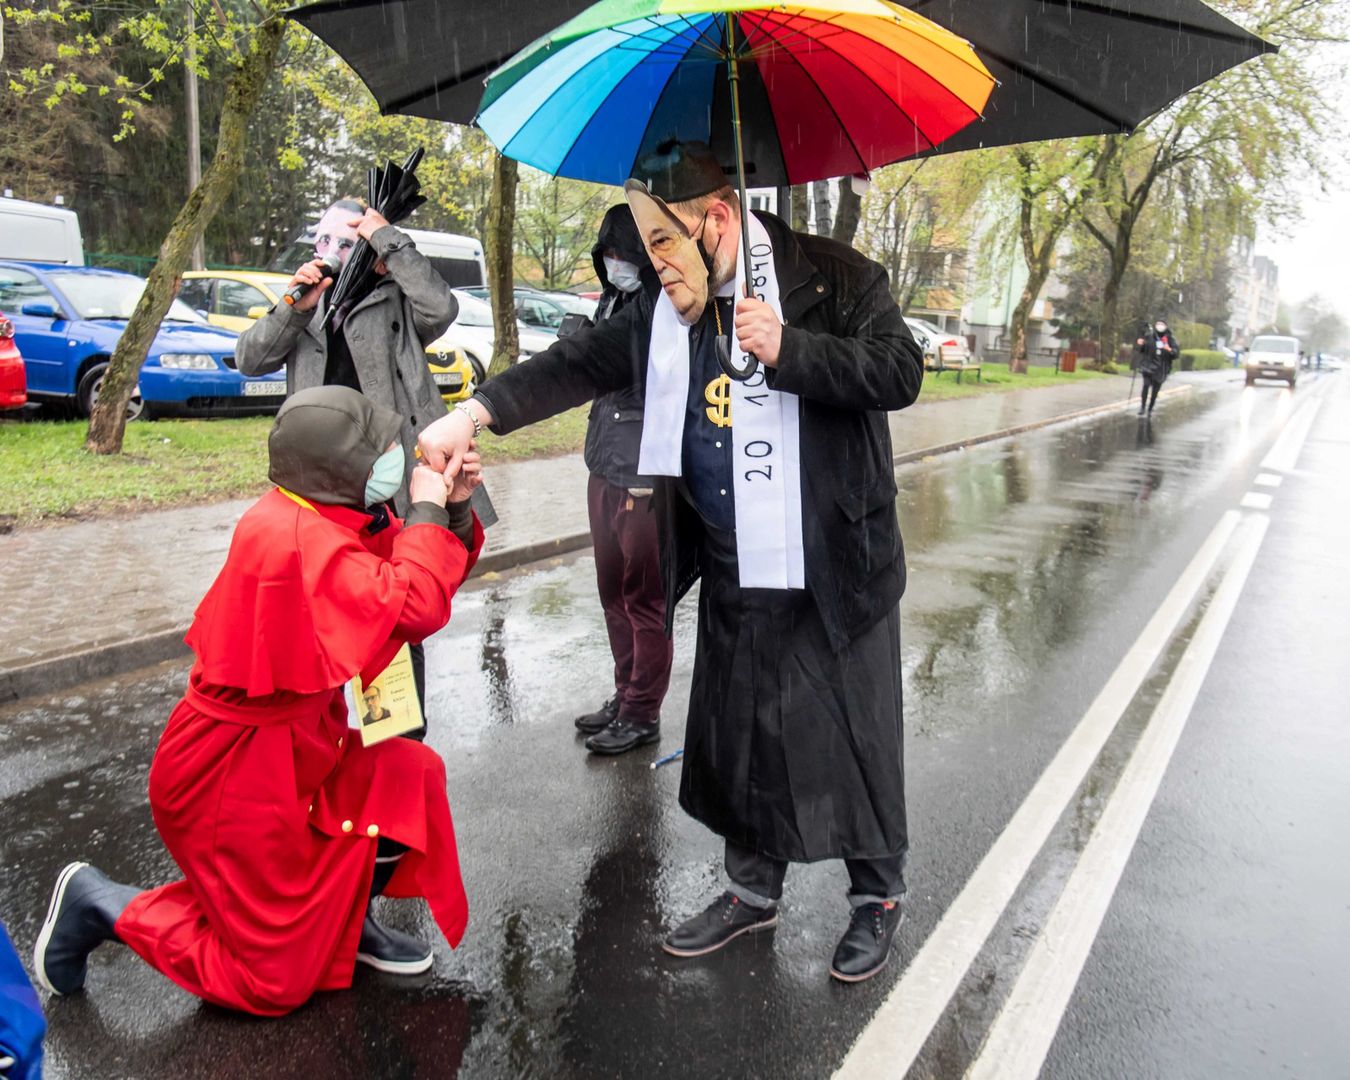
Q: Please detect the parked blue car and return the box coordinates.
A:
[0,261,287,419]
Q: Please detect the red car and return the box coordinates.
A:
[0,312,26,410]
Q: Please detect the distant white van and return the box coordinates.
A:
[270,222,486,289]
[0,197,85,265]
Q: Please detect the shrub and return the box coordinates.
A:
[1172,320,1213,351]
[1181,349,1228,371]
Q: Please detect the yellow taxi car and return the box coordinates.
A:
[179,269,476,403]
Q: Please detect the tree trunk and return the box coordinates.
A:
[85,15,287,454]
[789,184,810,232]
[811,180,832,235]
[485,152,519,380]
[832,178,862,246]
[1009,264,1054,374]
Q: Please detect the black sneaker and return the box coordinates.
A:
[585,717,659,755]
[829,901,904,983]
[33,862,140,996]
[356,913,433,975]
[662,890,778,958]
[574,697,620,735]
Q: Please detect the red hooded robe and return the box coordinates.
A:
[113,488,482,1016]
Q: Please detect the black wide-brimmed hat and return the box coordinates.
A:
[631,140,729,204]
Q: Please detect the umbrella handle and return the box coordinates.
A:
[723,13,759,383]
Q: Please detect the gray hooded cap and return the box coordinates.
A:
[268,386,403,508]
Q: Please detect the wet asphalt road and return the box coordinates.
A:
[2,372,1347,1079]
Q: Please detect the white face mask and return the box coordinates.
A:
[1155,323,1167,334]
[604,256,643,294]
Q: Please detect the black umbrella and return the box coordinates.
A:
[289,0,1274,180]
[321,146,427,329]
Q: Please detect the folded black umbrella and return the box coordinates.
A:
[289,0,1273,177]
[321,146,427,329]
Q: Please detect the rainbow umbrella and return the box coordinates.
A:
[474,0,995,192]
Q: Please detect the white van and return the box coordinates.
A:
[1245,334,1301,388]
[0,197,84,264]
[270,223,486,289]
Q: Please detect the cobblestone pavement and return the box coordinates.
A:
[1,372,1227,682]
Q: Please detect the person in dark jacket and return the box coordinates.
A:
[1135,318,1179,416]
[573,206,674,754]
[418,141,924,984]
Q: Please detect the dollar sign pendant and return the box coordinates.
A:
[704,374,732,428]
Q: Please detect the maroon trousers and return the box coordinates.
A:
[587,475,672,724]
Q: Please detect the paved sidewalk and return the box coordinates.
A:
[0,372,1219,700]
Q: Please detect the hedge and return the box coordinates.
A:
[1180,349,1229,371]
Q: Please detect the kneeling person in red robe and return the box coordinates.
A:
[33,386,484,1016]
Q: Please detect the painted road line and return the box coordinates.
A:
[1240,491,1273,510]
[1260,399,1321,473]
[963,513,1270,1080]
[833,510,1241,1080]
[1254,473,1283,488]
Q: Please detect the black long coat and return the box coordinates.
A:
[1136,329,1180,383]
[475,212,924,859]
[478,211,924,653]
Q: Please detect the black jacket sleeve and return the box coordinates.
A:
[474,300,646,434]
[767,261,924,413]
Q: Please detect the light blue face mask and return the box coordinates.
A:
[364,444,406,507]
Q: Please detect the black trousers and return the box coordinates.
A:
[1140,375,1162,413]
[724,841,906,907]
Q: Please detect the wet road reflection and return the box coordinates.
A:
[0,377,1312,1078]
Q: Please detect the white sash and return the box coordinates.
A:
[637,213,805,590]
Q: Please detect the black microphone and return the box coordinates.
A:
[283,253,343,306]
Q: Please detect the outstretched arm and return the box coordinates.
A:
[418,303,644,474]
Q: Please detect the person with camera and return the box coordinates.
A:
[1135,318,1180,416]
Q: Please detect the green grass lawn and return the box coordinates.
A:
[0,407,593,528]
[918,363,1112,402]
[0,367,1110,528]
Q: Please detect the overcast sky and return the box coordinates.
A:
[1259,40,1350,316]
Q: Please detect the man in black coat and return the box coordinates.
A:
[1135,318,1180,416]
[419,141,923,983]
[572,206,674,754]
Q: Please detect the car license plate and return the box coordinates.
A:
[243,381,286,396]
[433,373,463,388]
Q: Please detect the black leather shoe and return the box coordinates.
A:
[829,901,904,983]
[33,862,140,995]
[574,697,620,735]
[662,891,778,958]
[356,913,433,975]
[585,718,659,755]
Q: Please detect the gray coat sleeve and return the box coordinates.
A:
[370,225,458,346]
[235,301,313,376]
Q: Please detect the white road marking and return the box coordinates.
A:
[1240,491,1273,510]
[1260,399,1321,472]
[1254,473,1282,488]
[833,511,1240,1080]
[963,513,1270,1080]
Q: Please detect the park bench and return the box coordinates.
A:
[926,343,983,384]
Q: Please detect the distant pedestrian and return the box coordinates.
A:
[31,388,484,1016]
[1135,318,1179,416]
[572,205,674,755]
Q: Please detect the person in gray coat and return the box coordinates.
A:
[237,198,460,729]
[236,199,458,517]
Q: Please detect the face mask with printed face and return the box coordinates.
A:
[604,257,643,295]
[364,443,406,507]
